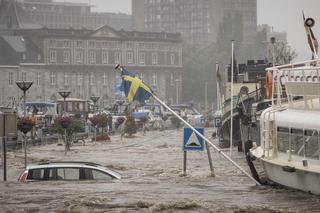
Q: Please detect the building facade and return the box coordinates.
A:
[0,26,183,107]
[16,0,132,30]
[132,0,256,47]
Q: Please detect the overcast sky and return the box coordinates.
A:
[67,0,320,61]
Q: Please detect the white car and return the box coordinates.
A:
[18,161,121,182]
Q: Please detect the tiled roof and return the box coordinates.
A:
[2,35,26,52]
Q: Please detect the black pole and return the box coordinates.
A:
[2,113,6,181]
[2,137,6,181]
[183,151,187,176]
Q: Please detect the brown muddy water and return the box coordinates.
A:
[1,129,320,212]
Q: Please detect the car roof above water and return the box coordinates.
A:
[26,161,121,179]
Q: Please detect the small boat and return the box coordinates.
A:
[250,58,320,194]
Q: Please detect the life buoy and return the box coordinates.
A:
[266,71,273,99]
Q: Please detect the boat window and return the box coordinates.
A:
[291,128,304,155]
[304,130,319,159]
[277,127,289,153]
[312,76,318,82]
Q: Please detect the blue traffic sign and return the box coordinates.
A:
[214,116,222,128]
[183,127,204,151]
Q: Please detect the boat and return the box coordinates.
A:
[218,60,271,149]
[249,57,320,194]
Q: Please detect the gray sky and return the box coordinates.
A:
[67,0,320,61]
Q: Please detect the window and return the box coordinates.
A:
[76,51,83,64]
[64,72,69,85]
[170,53,175,65]
[291,128,304,155]
[140,73,144,80]
[88,41,95,48]
[77,72,82,85]
[139,52,145,64]
[304,130,319,159]
[27,169,44,180]
[21,72,27,81]
[102,51,108,64]
[90,73,95,85]
[57,168,79,180]
[103,73,108,85]
[36,72,41,86]
[127,51,133,64]
[126,42,134,49]
[170,73,174,86]
[22,53,26,61]
[89,51,96,64]
[152,53,158,65]
[115,52,121,64]
[63,40,70,48]
[277,127,289,153]
[76,40,83,48]
[63,51,70,64]
[8,72,13,85]
[50,72,56,85]
[152,72,157,86]
[92,169,113,180]
[49,50,57,63]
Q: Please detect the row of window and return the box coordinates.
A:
[49,50,176,65]
[277,127,319,159]
[7,72,171,87]
[48,39,180,51]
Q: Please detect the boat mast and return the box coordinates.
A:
[230,40,234,156]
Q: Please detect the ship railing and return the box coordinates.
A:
[261,106,287,159]
[266,58,320,109]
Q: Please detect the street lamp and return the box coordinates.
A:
[90,95,100,113]
[58,91,71,114]
[90,95,100,142]
[175,79,180,104]
[205,81,208,113]
[16,81,33,168]
[58,91,71,149]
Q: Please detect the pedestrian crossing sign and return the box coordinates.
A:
[183,127,204,151]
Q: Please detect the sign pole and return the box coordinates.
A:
[152,95,261,185]
[1,113,7,181]
[205,142,215,176]
[183,151,187,176]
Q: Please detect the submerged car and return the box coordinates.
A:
[18,161,121,182]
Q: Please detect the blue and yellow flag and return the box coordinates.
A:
[120,67,153,103]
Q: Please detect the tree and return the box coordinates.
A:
[268,42,298,65]
[124,113,137,137]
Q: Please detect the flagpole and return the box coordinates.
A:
[152,95,260,185]
[216,62,221,111]
[230,40,234,157]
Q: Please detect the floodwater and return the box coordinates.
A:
[1,129,320,212]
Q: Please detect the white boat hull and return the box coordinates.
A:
[260,159,320,194]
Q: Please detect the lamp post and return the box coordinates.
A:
[90,96,100,113]
[58,91,71,114]
[16,81,33,169]
[175,79,180,104]
[58,91,71,150]
[90,96,100,142]
[205,81,208,113]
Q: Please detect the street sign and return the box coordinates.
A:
[214,116,222,128]
[183,127,204,151]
